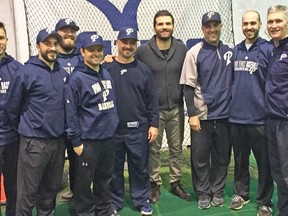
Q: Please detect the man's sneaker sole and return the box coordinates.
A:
[198,202,211,209]
[141,211,152,216]
[211,201,223,207]
[230,199,250,210]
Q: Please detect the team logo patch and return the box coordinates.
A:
[224,51,233,66]
[126,28,134,36]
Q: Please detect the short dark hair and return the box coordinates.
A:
[153,10,174,27]
[0,22,7,36]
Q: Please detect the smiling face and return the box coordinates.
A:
[57,26,77,53]
[154,16,174,41]
[81,45,104,71]
[267,10,288,44]
[202,21,222,45]
[116,38,137,63]
[242,11,261,44]
[37,36,60,67]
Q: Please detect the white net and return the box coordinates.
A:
[22,0,234,147]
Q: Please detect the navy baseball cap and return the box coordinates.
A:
[202,11,221,26]
[82,34,104,48]
[55,18,80,31]
[36,28,62,44]
[117,27,138,40]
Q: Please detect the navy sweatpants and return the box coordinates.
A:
[110,131,150,211]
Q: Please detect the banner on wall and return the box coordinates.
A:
[1,0,287,63]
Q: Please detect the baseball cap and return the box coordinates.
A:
[82,34,104,49]
[117,27,138,40]
[55,18,80,31]
[36,28,62,44]
[202,11,221,26]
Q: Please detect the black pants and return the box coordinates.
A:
[74,138,115,216]
[267,119,288,216]
[231,123,274,206]
[191,119,231,198]
[65,137,76,192]
[16,136,65,216]
[0,140,19,216]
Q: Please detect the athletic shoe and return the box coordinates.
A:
[61,190,74,200]
[257,206,273,216]
[211,195,224,207]
[140,206,153,216]
[198,196,211,209]
[229,194,250,210]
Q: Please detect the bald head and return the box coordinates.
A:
[242,10,262,44]
[242,10,261,23]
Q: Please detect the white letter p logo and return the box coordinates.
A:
[126,28,134,36]
[91,34,99,42]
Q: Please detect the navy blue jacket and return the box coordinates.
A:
[265,37,288,119]
[4,56,68,139]
[103,59,159,134]
[180,40,233,120]
[0,54,22,145]
[57,49,82,74]
[230,37,273,124]
[65,61,119,147]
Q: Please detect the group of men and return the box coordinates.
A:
[0,4,287,216]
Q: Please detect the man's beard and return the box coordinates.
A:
[60,39,76,53]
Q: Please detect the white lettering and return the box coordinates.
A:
[98,101,114,111]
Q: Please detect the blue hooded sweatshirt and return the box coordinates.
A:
[57,48,82,74]
[230,37,273,124]
[65,61,119,147]
[0,54,22,145]
[4,56,68,139]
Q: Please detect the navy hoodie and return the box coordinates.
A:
[0,54,22,145]
[4,56,68,139]
[57,49,82,74]
[230,37,273,124]
[65,61,119,147]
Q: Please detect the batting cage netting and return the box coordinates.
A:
[20,0,234,147]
